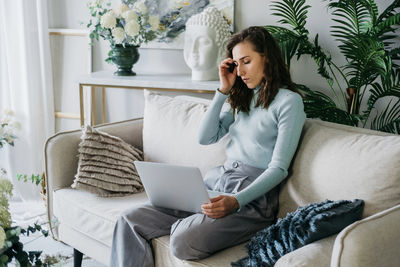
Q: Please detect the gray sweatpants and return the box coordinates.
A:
[109,160,279,267]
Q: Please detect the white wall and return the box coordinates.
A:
[48,0,396,131]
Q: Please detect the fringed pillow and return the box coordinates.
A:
[232,199,364,267]
[72,125,144,197]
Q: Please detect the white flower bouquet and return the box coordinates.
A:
[87,0,163,47]
[0,109,20,149]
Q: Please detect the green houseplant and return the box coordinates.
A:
[0,110,51,266]
[265,0,400,133]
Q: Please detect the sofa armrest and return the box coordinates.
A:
[331,204,400,267]
[44,118,143,238]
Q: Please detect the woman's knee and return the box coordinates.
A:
[170,223,210,260]
[117,206,150,234]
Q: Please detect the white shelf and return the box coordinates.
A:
[76,71,220,92]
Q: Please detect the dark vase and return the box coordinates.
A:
[110,44,140,76]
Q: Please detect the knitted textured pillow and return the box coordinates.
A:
[72,125,144,197]
[232,199,364,267]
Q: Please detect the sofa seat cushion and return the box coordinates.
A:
[53,188,148,246]
[53,188,252,266]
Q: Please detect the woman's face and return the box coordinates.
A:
[232,41,265,89]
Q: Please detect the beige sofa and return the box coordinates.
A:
[44,92,400,267]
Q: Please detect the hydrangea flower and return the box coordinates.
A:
[133,1,147,14]
[122,10,138,22]
[100,11,117,29]
[112,27,125,44]
[125,20,140,37]
[113,3,129,17]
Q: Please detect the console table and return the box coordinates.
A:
[76,71,219,126]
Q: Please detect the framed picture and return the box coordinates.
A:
[124,0,234,49]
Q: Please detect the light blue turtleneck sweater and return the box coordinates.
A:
[198,87,306,208]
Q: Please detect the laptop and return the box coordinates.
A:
[134,161,230,213]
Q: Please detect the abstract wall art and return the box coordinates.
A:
[123,0,234,49]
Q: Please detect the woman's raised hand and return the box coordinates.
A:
[218,58,237,95]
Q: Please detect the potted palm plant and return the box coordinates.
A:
[265,0,400,133]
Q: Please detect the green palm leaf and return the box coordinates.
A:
[328,0,371,37]
[375,13,400,35]
[343,36,386,88]
[371,99,400,133]
[297,84,361,126]
[361,0,378,26]
[297,34,334,82]
[270,0,311,35]
[377,0,400,24]
[364,69,400,133]
[265,26,301,67]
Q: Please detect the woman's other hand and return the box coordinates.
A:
[218,58,237,95]
[201,195,239,218]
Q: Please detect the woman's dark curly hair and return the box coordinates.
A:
[226,26,300,114]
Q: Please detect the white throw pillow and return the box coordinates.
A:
[143,90,230,176]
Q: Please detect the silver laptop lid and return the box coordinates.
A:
[134,161,210,213]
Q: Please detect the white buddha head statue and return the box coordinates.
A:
[184,7,231,81]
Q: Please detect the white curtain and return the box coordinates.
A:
[0,0,55,203]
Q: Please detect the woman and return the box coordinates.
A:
[109,26,306,267]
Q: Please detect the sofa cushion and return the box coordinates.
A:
[278,119,400,218]
[143,90,230,176]
[275,235,336,267]
[53,188,250,266]
[53,188,149,246]
[72,125,144,197]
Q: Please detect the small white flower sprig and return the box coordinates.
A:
[0,109,20,149]
[87,0,163,47]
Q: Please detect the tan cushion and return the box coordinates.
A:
[278,119,400,218]
[143,90,230,176]
[72,125,144,197]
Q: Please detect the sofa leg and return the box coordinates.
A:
[74,248,83,267]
